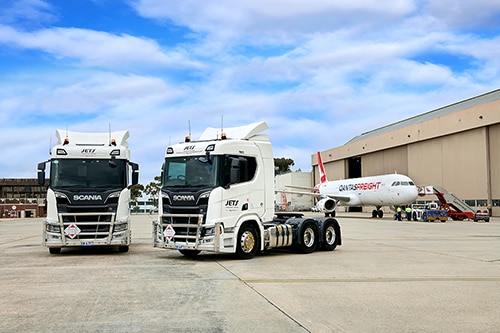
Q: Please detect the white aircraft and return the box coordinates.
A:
[287,152,419,218]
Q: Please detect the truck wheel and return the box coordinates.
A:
[49,247,61,254]
[235,224,259,259]
[179,249,201,257]
[295,221,318,254]
[422,213,428,222]
[321,220,338,251]
[118,246,129,252]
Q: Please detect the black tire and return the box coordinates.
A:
[321,221,338,251]
[422,212,428,222]
[49,247,61,254]
[295,221,318,254]
[377,210,384,218]
[235,224,259,259]
[118,246,129,252]
[372,210,378,218]
[179,249,201,257]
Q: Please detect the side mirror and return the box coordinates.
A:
[37,162,46,186]
[130,162,139,186]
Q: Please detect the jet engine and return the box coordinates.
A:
[316,197,337,213]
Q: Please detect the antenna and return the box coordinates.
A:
[109,123,112,145]
[220,115,227,140]
[63,126,70,145]
[185,120,191,142]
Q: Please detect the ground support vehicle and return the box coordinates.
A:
[152,122,342,259]
[430,186,489,222]
[411,203,448,222]
[38,130,139,254]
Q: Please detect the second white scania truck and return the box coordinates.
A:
[38,130,139,254]
[153,121,341,259]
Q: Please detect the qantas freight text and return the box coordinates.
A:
[338,182,382,192]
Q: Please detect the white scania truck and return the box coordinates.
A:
[38,130,139,254]
[153,121,341,259]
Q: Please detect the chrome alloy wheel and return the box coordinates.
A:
[239,230,256,253]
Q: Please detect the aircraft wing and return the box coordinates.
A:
[277,189,353,203]
[322,193,352,203]
[284,184,315,191]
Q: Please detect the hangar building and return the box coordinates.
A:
[312,89,500,216]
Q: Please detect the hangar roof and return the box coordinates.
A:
[346,88,500,144]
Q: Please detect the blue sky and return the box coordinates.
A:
[1,0,500,184]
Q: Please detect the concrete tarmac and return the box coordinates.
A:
[1,213,499,333]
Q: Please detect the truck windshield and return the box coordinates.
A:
[162,155,219,188]
[50,159,127,189]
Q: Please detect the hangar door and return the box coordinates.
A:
[348,156,361,178]
[347,156,362,212]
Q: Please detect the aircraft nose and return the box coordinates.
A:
[410,186,419,199]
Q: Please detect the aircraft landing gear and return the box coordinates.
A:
[371,207,383,218]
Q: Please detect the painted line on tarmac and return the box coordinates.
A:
[242,277,500,283]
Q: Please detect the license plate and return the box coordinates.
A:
[80,241,94,246]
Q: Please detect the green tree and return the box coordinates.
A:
[274,157,295,175]
[130,183,144,213]
[144,175,162,208]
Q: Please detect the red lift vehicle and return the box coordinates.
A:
[428,185,490,222]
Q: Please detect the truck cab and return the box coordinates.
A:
[38,130,139,254]
[153,122,341,259]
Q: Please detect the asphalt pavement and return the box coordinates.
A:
[1,213,499,332]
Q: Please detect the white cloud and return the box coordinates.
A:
[0,0,56,26]
[133,0,416,34]
[1,1,500,182]
[424,0,500,29]
[0,24,203,70]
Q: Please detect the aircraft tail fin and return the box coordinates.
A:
[317,151,328,184]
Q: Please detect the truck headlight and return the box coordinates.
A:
[46,224,61,233]
[114,223,128,233]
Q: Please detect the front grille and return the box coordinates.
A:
[59,212,115,240]
[62,214,113,223]
[161,214,203,244]
[58,204,115,213]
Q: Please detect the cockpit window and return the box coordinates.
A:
[392,180,415,186]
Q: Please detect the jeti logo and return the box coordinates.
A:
[81,149,96,154]
[225,200,239,207]
[73,194,103,201]
[173,195,195,201]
